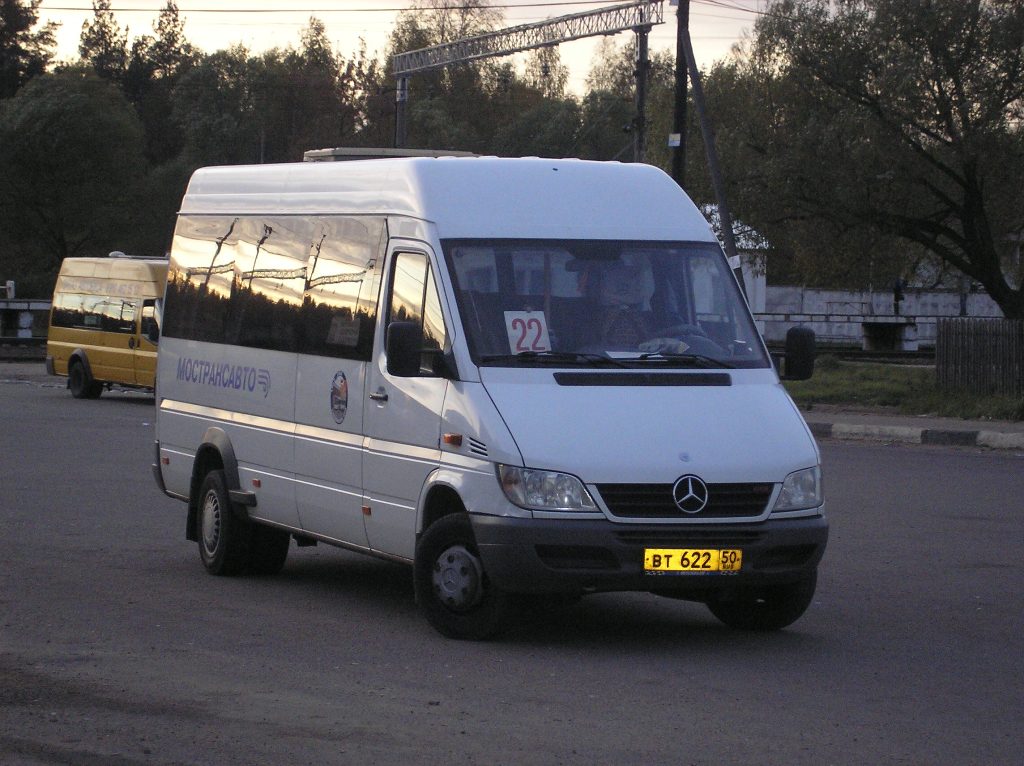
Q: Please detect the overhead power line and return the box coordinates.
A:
[40,1,627,13]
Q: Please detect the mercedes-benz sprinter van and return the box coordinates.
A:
[153,157,826,639]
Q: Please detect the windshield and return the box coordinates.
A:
[442,239,769,369]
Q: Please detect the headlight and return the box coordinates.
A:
[497,465,597,512]
[773,466,822,512]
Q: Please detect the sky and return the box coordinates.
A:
[36,0,767,93]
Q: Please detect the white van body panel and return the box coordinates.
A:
[179,158,717,243]
[477,368,816,485]
[159,342,303,529]
[294,354,368,548]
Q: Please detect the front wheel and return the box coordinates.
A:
[197,469,251,576]
[706,571,817,631]
[414,514,514,640]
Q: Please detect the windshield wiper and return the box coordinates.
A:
[479,351,629,368]
[634,352,734,369]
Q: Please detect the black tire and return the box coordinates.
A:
[414,514,514,640]
[68,360,102,399]
[197,469,251,576]
[248,525,290,575]
[706,571,817,631]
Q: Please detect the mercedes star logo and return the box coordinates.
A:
[672,475,709,514]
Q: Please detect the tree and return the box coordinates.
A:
[78,0,128,84]
[173,45,261,165]
[77,1,196,163]
[576,38,675,163]
[0,0,56,99]
[523,46,568,100]
[383,0,507,151]
[491,97,581,158]
[722,0,1024,318]
[124,2,196,163]
[145,0,194,80]
[0,69,148,295]
[281,17,371,158]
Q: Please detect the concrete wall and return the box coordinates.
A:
[757,287,1004,349]
[765,286,1001,318]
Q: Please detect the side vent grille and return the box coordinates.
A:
[468,437,488,457]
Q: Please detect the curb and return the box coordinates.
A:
[807,421,1024,451]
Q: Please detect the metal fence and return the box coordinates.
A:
[936,318,1024,396]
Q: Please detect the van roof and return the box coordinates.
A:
[56,257,168,286]
[179,157,718,243]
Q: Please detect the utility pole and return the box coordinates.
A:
[634,26,650,163]
[394,76,409,149]
[671,0,689,188]
[682,30,744,294]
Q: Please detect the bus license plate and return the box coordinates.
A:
[644,548,742,574]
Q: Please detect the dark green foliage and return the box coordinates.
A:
[0,70,148,295]
[704,0,1024,318]
[0,0,55,98]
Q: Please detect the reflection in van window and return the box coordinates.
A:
[224,217,309,351]
[163,216,239,344]
[443,239,769,369]
[51,292,138,334]
[389,252,448,371]
[303,217,385,360]
[163,215,384,358]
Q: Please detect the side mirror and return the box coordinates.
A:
[386,321,422,377]
[781,326,815,381]
[146,323,160,344]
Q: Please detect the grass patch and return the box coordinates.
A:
[784,356,1024,421]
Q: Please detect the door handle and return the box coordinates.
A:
[369,389,389,403]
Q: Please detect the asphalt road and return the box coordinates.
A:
[1,378,1022,765]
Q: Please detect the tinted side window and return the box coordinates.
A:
[97,297,137,333]
[302,217,385,360]
[51,293,85,328]
[388,252,448,374]
[224,217,310,352]
[163,216,238,343]
[165,214,386,358]
[52,293,136,334]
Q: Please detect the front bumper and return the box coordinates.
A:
[471,513,828,596]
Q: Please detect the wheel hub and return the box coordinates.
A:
[201,491,221,554]
[432,545,484,612]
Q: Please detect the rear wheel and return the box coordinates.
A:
[414,514,514,640]
[68,360,102,399]
[197,469,251,576]
[706,571,817,631]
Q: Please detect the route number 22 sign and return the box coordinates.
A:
[504,311,552,353]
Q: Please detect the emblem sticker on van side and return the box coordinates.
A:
[330,371,349,424]
[175,357,271,398]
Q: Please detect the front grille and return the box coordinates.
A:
[597,482,774,519]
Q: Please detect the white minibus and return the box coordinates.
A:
[153,157,826,639]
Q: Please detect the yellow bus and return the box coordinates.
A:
[46,254,168,398]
